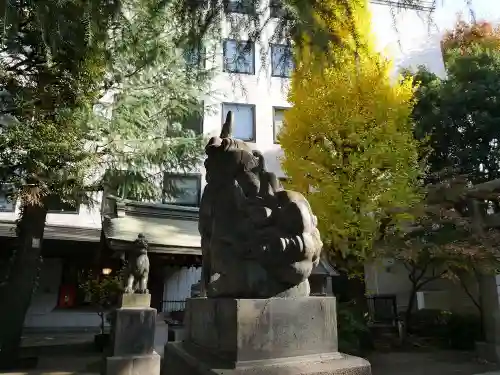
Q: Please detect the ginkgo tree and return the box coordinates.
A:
[279,0,423,267]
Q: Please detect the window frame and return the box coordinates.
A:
[270,43,294,78]
[223,39,256,75]
[221,102,257,142]
[162,172,202,207]
[224,0,255,14]
[46,194,80,214]
[273,106,289,144]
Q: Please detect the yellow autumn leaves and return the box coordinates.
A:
[279,0,421,262]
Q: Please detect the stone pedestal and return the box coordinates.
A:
[163,297,371,375]
[103,294,160,375]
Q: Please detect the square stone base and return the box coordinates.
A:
[163,342,371,375]
[163,297,371,375]
[184,297,338,363]
[120,293,151,308]
[105,351,160,375]
[111,307,157,356]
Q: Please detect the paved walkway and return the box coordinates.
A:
[4,351,498,375]
[10,333,500,375]
[21,333,95,348]
[368,351,498,375]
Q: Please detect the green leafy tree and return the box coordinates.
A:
[90,0,210,199]
[396,19,500,339]
[0,0,210,366]
[382,171,500,334]
[0,1,117,367]
[411,21,500,184]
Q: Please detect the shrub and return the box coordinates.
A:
[446,313,482,350]
[409,309,482,350]
[337,301,370,355]
[409,309,452,338]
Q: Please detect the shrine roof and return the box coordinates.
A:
[102,197,201,254]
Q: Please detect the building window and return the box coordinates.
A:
[269,0,290,18]
[271,44,293,78]
[273,106,288,143]
[171,101,204,135]
[222,103,256,142]
[0,185,15,212]
[224,0,255,14]
[184,45,206,69]
[163,173,202,207]
[46,194,79,213]
[223,40,255,75]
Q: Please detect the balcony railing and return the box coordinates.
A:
[162,300,186,313]
[161,300,186,326]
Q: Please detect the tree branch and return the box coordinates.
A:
[416,270,447,290]
[457,274,481,313]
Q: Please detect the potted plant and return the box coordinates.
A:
[79,270,123,351]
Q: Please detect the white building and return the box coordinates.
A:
[0,0,447,332]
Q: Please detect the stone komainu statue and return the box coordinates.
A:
[199,112,323,299]
[124,233,150,294]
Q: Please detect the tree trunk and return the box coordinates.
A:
[0,203,47,369]
[402,284,418,342]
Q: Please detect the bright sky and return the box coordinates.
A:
[434,0,500,31]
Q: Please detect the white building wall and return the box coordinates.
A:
[365,260,479,314]
[199,2,448,187]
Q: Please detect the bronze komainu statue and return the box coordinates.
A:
[199,111,323,299]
